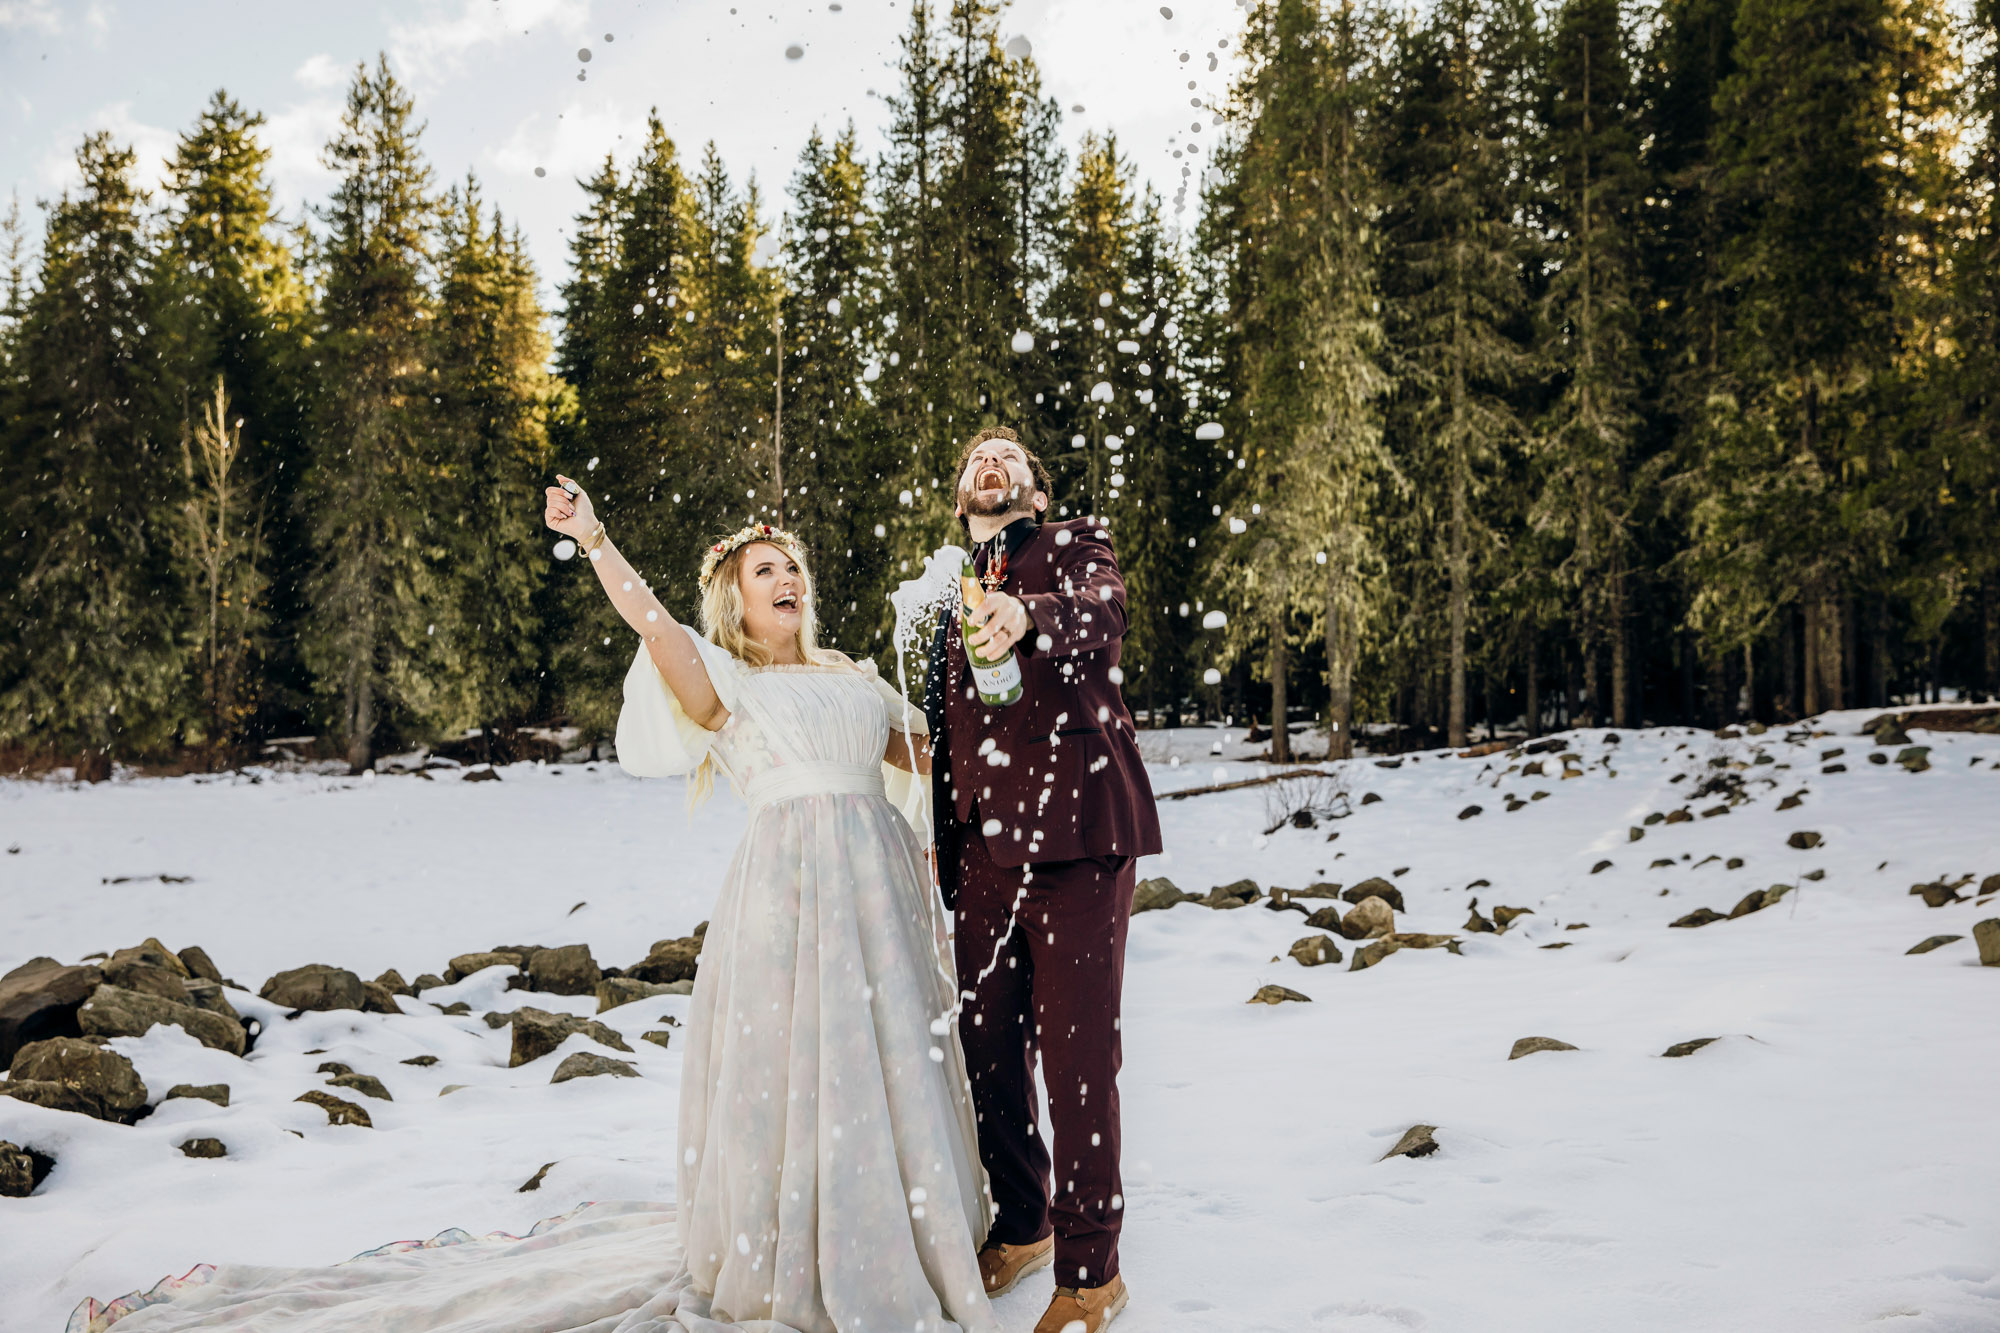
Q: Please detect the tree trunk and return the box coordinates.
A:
[347,669,375,773]
[1326,581,1353,760]
[1679,628,1696,725]
[1779,606,1799,720]
[1802,596,1823,716]
[1523,622,1541,737]
[1610,559,1631,727]
[1270,608,1291,764]
[1983,574,1999,701]
[1706,648,1727,729]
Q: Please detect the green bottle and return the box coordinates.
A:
[960,556,1024,707]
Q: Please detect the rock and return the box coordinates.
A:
[1129,877,1192,914]
[1981,874,2000,899]
[596,978,684,1012]
[1508,1036,1578,1060]
[551,1052,639,1084]
[0,1079,104,1117]
[1629,826,1645,842]
[1776,793,1804,811]
[6,1037,148,1122]
[1289,935,1342,967]
[374,969,416,997]
[1728,890,1769,919]
[483,1010,517,1030]
[1390,933,1459,951]
[1974,919,2000,967]
[178,1137,226,1159]
[1643,812,1665,826]
[1491,905,1533,930]
[182,980,240,1020]
[412,973,448,993]
[1868,752,1889,765]
[1670,908,1726,928]
[1906,935,1963,955]
[1360,792,1382,806]
[295,1090,372,1127]
[360,981,403,1015]
[1910,880,1968,908]
[1896,746,1932,772]
[1457,804,1482,820]
[1665,809,1693,824]
[316,1061,353,1076]
[1463,906,1495,933]
[436,1001,472,1016]
[438,1085,469,1096]
[1786,831,1822,850]
[626,939,700,986]
[1,1140,56,1196]
[1204,879,1262,909]
[0,959,104,1066]
[464,767,501,782]
[177,947,224,984]
[165,1083,230,1107]
[1247,985,1311,1005]
[103,957,195,1005]
[259,964,366,1013]
[1381,1125,1438,1160]
[526,945,602,997]
[1338,896,1395,940]
[109,939,191,979]
[1341,878,1405,912]
[518,1161,557,1192]
[79,984,246,1056]
[401,1054,439,1066]
[1662,1037,1719,1058]
[326,1072,392,1101]
[1590,859,1613,874]
[444,951,526,984]
[1726,857,1745,869]
[1303,905,1344,932]
[1871,720,1911,746]
[641,1030,673,1049]
[1292,882,1344,899]
[1349,937,1403,971]
[1264,888,1309,915]
[510,1007,633,1067]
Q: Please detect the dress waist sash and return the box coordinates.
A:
[743,761,885,811]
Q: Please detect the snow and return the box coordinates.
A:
[4,712,2000,1330]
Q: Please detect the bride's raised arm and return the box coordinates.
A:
[543,475,728,731]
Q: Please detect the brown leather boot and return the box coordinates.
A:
[977,1234,1054,1297]
[1032,1275,1129,1333]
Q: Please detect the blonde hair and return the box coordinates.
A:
[685,535,845,805]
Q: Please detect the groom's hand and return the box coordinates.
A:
[966,591,1031,656]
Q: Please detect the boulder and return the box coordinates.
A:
[1728,890,1769,919]
[6,1037,148,1122]
[1463,906,1495,933]
[183,980,240,1020]
[595,978,684,1013]
[551,1052,640,1084]
[1130,877,1192,914]
[0,1140,55,1196]
[1304,905,1344,932]
[360,981,403,1015]
[1491,906,1534,930]
[1670,907,1726,928]
[259,964,366,1013]
[103,957,195,1005]
[1910,880,1968,909]
[1665,808,1692,824]
[445,951,527,985]
[1204,879,1262,909]
[374,969,417,997]
[1337,895,1395,940]
[1291,882,1344,899]
[641,1030,673,1049]
[295,1090,372,1127]
[108,939,191,979]
[400,1055,439,1067]
[1288,935,1341,968]
[518,1161,557,1192]
[1381,1125,1438,1160]
[326,1072,392,1101]
[1786,831,1823,850]
[1896,746,1932,772]
[164,1083,230,1107]
[316,1061,353,1076]
[1906,935,1963,955]
[1776,793,1804,811]
[509,1007,633,1067]
[1982,875,2000,900]
[0,959,103,1066]
[1662,1037,1719,1058]
[1359,792,1382,805]
[1390,933,1459,951]
[1341,878,1405,913]
[411,973,448,993]
[178,1137,227,1159]
[1590,859,1613,874]
[177,946,224,984]
[79,984,246,1056]
[1508,1036,1578,1060]
[0,1080,102,1117]
[484,1011,517,1030]
[1457,805,1483,820]
[1974,918,2000,967]
[526,945,601,997]
[1349,937,1403,971]
[626,939,700,986]
[1263,888,1310,915]
[1247,985,1311,1005]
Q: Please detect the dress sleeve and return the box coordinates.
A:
[615,632,742,778]
[856,659,933,843]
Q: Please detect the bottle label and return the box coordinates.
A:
[971,654,1022,698]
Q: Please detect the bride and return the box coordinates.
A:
[78,479,997,1333]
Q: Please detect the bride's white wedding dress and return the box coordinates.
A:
[79,636,997,1333]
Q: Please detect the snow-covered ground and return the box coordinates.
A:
[4,711,1999,1331]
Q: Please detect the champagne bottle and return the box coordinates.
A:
[960,556,1024,707]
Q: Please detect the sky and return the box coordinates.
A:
[0,0,1252,298]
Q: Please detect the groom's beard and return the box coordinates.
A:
[957,478,1032,520]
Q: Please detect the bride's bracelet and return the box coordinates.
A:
[582,522,607,555]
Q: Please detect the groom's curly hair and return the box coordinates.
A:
[952,426,1055,534]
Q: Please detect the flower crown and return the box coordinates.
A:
[698,522,805,592]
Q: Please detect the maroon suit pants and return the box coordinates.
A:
[953,829,1132,1288]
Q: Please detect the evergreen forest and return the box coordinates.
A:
[4,0,1999,773]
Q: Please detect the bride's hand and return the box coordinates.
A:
[544,475,597,539]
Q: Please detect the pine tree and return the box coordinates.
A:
[298,56,444,771]
[0,134,187,764]
[1534,0,1649,726]
[431,181,554,757]
[175,378,267,749]
[1957,0,2000,696]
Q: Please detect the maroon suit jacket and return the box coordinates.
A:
[930,517,1163,883]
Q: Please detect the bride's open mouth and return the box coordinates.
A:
[773,592,799,612]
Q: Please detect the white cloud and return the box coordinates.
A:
[34,101,177,199]
[388,0,589,90]
[294,53,348,92]
[0,0,65,35]
[262,97,344,224]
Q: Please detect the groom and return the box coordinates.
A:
[924,426,1162,1333]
